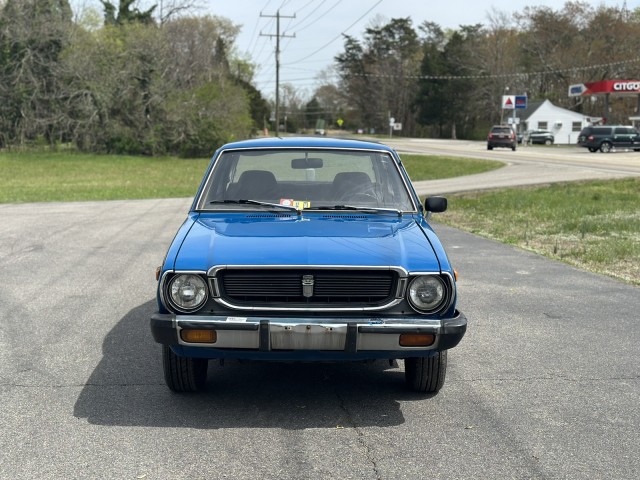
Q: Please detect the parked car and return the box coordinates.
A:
[487,125,516,151]
[151,137,467,394]
[525,129,555,145]
[577,125,640,152]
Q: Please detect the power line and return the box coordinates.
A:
[349,57,640,81]
[289,0,343,33]
[283,0,383,65]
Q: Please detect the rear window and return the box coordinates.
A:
[491,127,512,134]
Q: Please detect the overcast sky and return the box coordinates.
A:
[72,0,630,98]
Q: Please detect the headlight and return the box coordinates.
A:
[407,275,447,313]
[167,274,208,312]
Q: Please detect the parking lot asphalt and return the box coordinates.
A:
[1,194,638,479]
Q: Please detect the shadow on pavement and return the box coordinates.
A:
[73,301,436,429]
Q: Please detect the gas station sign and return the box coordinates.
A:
[569,80,640,96]
[502,95,527,109]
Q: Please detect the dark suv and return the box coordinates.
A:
[577,125,640,152]
[487,125,516,151]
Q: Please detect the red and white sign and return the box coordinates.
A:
[570,80,640,96]
[502,95,515,109]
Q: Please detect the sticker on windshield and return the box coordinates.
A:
[280,199,311,209]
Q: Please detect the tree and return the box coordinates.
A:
[0,0,74,146]
[60,15,255,155]
[99,0,156,25]
[336,18,422,135]
[414,22,449,136]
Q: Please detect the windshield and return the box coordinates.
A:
[196,148,417,212]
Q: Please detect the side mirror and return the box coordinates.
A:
[425,196,447,213]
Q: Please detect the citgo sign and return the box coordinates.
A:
[569,80,640,96]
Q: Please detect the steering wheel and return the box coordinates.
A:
[338,184,380,204]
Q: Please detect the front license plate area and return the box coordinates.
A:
[270,324,348,350]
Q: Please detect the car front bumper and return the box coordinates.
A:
[150,311,467,361]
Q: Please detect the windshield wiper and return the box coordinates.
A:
[311,205,402,216]
[209,199,301,214]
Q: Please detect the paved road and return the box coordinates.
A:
[385,138,640,195]
[1,195,638,479]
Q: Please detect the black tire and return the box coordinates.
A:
[588,147,598,152]
[511,145,516,151]
[545,139,552,145]
[600,141,612,153]
[487,144,493,150]
[404,351,447,393]
[162,345,208,392]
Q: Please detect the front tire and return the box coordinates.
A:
[404,352,447,393]
[162,345,208,392]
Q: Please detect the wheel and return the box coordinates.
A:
[487,144,493,150]
[588,147,597,152]
[162,345,208,392]
[404,351,447,393]
[544,139,552,145]
[600,142,612,153]
[339,184,380,204]
[511,145,516,151]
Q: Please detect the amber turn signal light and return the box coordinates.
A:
[399,333,435,347]
[181,329,217,343]
[155,266,162,281]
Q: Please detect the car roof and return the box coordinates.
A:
[217,136,396,153]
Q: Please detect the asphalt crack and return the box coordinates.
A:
[335,389,383,480]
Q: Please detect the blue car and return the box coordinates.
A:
[151,137,467,393]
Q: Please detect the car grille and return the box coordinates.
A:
[216,269,398,308]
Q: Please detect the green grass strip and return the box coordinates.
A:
[438,178,640,285]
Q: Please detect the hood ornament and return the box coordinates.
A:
[302,275,314,298]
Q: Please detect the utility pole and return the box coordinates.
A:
[260,11,295,136]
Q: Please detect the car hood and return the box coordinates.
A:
[171,213,442,273]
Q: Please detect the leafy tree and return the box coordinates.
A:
[99,0,156,25]
[61,15,255,155]
[336,18,421,135]
[0,0,73,146]
[304,97,322,130]
[414,22,449,135]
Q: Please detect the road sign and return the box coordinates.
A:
[515,95,527,109]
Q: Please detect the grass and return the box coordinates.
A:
[0,150,502,203]
[437,178,640,285]
[400,154,503,180]
[0,151,210,203]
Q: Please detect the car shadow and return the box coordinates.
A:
[73,301,436,429]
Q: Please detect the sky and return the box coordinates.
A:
[71,0,632,99]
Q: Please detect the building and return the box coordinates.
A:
[514,99,600,145]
